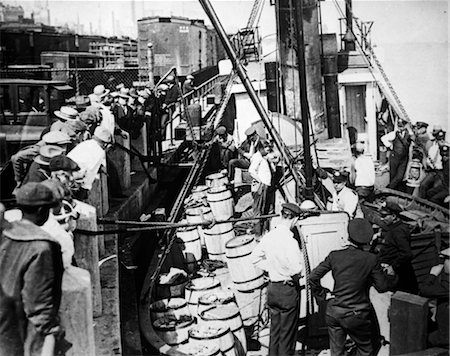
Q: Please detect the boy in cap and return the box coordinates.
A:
[11,131,71,189]
[0,182,64,355]
[251,202,303,356]
[419,247,449,347]
[22,145,65,185]
[309,218,397,356]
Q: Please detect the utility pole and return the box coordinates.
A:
[293,0,314,200]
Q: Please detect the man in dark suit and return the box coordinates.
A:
[112,89,134,134]
[309,218,397,356]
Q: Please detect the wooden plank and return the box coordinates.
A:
[390,292,428,355]
[395,347,449,356]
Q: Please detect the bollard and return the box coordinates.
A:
[73,200,102,317]
[60,266,95,356]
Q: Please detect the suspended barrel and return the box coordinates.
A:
[185,203,213,246]
[207,186,234,221]
[189,325,236,356]
[176,225,202,273]
[225,235,265,292]
[199,305,247,353]
[205,172,229,188]
[203,223,234,262]
[198,290,237,315]
[185,277,222,317]
[175,344,221,356]
[153,315,195,346]
[149,298,190,321]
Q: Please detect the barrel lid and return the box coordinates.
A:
[225,234,254,248]
[150,298,186,312]
[189,324,229,338]
[206,172,226,180]
[199,290,235,305]
[153,315,193,330]
[187,276,220,290]
[201,305,239,320]
[192,185,209,193]
[175,344,220,356]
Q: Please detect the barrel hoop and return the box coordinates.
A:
[207,196,233,203]
[208,252,226,256]
[204,228,234,236]
[233,281,269,293]
[198,297,236,306]
[226,251,252,259]
[153,317,194,331]
[233,274,264,284]
[201,310,241,322]
[189,327,230,340]
[225,237,254,249]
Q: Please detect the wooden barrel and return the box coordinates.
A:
[234,284,268,327]
[198,289,237,315]
[149,298,190,321]
[191,185,209,202]
[189,324,236,356]
[175,344,221,356]
[199,305,247,353]
[207,186,234,221]
[155,276,188,300]
[203,223,234,262]
[205,172,229,188]
[153,315,195,346]
[185,277,222,317]
[185,203,213,246]
[225,235,265,292]
[176,225,202,272]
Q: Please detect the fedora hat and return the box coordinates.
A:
[54,106,79,122]
[34,145,65,166]
[118,87,130,99]
[92,84,110,99]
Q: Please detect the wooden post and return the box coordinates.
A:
[131,123,148,172]
[86,177,106,256]
[73,200,102,317]
[109,133,131,191]
[390,291,428,355]
[60,266,95,356]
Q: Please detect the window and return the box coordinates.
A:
[18,86,46,114]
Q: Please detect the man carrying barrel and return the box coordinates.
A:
[251,203,303,356]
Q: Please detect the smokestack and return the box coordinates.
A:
[343,0,356,51]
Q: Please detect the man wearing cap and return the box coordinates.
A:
[11,131,71,189]
[330,171,362,219]
[419,247,449,348]
[67,126,112,191]
[164,75,181,107]
[420,130,447,199]
[424,144,449,206]
[310,218,397,356]
[376,207,418,294]
[212,126,236,169]
[182,74,194,93]
[251,203,303,356]
[381,118,413,190]
[413,121,431,153]
[228,126,261,184]
[88,84,116,137]
[22,145,65,185]
[49,155,80,195]
[350,143,375,201]
[0,182,64,355]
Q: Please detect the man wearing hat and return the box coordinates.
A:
[228,126,261,184]
[182,74,195,93]
[376,207,418,294]
[0,182,64,355]
[67,126,112,191]
[420,247,449,347]
[423,144,449,205]
[49,155,80,195]
[88,84,116,137]
[413,121,431,153]
[112,87,135,133]
[164,75,181,107]
[330,171,362,219]
[251,202,303,356]
[22,145,65,185]
[310,218,397,356]
[11,131,71,189]
[350,143,375,201]
[212,126,236,169]
[420,130,446,199]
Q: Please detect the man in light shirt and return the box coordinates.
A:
[350,143,375,201]
[251,203,303,356]
[228,126,260,184]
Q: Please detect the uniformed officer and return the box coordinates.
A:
[309,218,397,356]
[251,203,303,356]
[329,171,362,218]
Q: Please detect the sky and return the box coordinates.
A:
[5,0,449,129]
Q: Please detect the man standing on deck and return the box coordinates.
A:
[309,218,397,356]
[251,203,303,356]
[329,171,362,219]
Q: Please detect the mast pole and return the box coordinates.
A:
[293,0,314,200]
[198,0,305,193]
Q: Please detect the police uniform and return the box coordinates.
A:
[251,203,303,356]
[309,219,397,356]
[330,172,362,218]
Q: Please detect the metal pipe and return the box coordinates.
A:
[198,0,304,192]
[293,0,315,200]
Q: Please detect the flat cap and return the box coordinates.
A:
[332,170,348,183]
[42,131,72,145]
[415,121,428,129]
[244,126,256,136]
[348,218,373,244]
[80,106,100,124]
[281,203,301,216]
[34,145,65,166]
[16,182,60,207]
[216,126,227,135]
[49,155,80,172]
